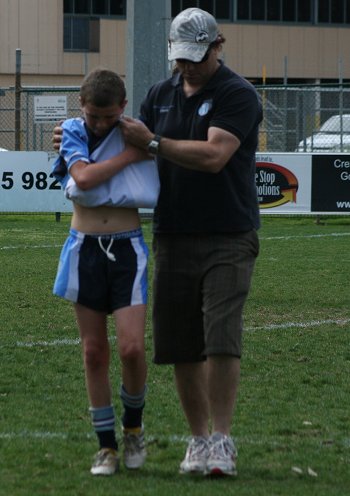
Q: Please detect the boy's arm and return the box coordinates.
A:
[59,121,149,191]
[69,145,148,190]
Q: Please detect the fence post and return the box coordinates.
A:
[125,0,171,117]
[15,48,22,151]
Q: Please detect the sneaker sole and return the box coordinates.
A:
[179,462,207,475]
[179,468,206,475]
[90,458,120,475]
[206,466,237,477]
[124,456,146,469]
[90,466,119,476]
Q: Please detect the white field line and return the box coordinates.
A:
[245,318,350,332]
[0,432,189,442]
[12,318,350,349]
[0,432,281,446]
[1,231,350,251]
[0,431,306,447]
[1,431,349,448]
[0,243,63,250]
[0,431,264,444]
[16,338,82,347]
[260,232,350,241]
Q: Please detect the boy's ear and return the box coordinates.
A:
[121,99,128,111]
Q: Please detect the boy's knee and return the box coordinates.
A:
[119,341,143,363]
[84,342,108,369]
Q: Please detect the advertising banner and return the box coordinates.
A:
[311,155,350,212]
[1,151,350,215]
[0,152,71,212]
[256,152,350,215]
[256,153,311,214]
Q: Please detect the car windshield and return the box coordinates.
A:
[319,115,350,133]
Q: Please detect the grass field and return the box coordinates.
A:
[0,214,349,496]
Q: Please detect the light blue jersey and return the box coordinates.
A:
[52,118,159,208]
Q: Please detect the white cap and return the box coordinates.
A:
[168,8,219,62]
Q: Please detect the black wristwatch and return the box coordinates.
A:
[147,134,162,155]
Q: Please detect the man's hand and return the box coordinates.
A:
[52,125,63,152]
[120,117,154,149]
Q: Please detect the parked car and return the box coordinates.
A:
[297,114,350,152]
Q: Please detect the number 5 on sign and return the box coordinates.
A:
[0,152,72,213]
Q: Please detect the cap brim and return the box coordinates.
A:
[168,42,209,62]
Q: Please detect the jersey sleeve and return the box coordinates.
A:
[52,118,90,187]
[60,118,90,170]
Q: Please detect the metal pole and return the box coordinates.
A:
[339,57,344,151]
[125,0,171,117]
[283,56,288,151]
[15,48,22,150]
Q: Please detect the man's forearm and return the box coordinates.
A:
[156,137,224,173]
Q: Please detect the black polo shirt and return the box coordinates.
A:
[139,62,262,234]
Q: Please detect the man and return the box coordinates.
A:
[120,8,262,476]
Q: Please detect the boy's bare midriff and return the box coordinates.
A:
[71,203,141,234]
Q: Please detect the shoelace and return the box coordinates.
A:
[210,437,236,459]
[188,438,209,458]
[98,236,116,262]
[124,433,145,453]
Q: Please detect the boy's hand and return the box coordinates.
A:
[52,124,63,152]
[124,144,150,163]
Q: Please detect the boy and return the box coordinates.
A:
[53,68,156,476]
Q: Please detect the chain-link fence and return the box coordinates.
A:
[0,84,350,153]
[257,83,350,153]
[0,87,80,152]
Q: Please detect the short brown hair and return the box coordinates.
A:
[80,68,126,107]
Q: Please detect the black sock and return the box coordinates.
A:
[120,384,146,429]
[97,430,118,451]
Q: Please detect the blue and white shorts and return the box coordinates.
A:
[53,228,149,313]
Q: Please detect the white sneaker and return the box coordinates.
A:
[90,448,119,476]
[206,432,237,476]
[123,427,147,469]
[179,436,209,474]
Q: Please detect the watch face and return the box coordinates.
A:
[148,140,159,154]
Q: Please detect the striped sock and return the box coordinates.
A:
[89,405,118,450]
[120,385,147,429]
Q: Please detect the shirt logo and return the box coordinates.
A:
[154,105,174,113]
[198,100,212,116]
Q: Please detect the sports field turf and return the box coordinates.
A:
[0,214,349,495]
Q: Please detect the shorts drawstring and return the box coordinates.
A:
[98,236,116,262]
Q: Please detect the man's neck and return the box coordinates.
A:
[182,60,220,97]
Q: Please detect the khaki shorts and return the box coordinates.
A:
[152,230,259,364]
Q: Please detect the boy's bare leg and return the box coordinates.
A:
[74,303,111,407]
[75,303,119,475]
[114,304,147,469]
[114,304,147,395]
